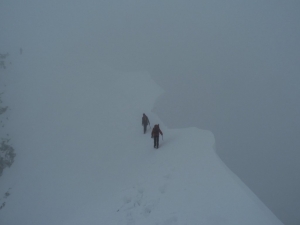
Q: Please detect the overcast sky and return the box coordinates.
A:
[1,1,300,224]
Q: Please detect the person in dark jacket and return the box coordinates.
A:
[142,113,150,134]
[151,124,163,149]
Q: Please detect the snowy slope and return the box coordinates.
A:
[0,52,283,225]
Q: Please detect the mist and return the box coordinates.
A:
[1,1,300,224]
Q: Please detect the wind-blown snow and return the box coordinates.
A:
[0,52,283,224]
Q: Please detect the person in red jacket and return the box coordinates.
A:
[151,124,163,149]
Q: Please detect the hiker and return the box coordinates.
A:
[142,113,150,134]
[151,124,163,149]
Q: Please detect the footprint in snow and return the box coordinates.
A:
[159,184,168,194]
[141,199,160,218]
[163,216,178,225]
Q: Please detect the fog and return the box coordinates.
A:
[1,1,300,224]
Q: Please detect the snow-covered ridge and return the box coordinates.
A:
[0,52,283,224]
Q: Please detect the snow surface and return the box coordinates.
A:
[0,52,283,225]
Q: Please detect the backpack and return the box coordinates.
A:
[152,125,159,136]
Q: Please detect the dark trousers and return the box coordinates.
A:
[154,136,159,148]
[143,125,147,134]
